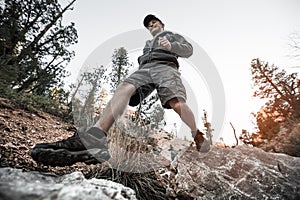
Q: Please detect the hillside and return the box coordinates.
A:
[0,97,300,199]
[0,97,102,175]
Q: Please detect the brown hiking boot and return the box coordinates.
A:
[193,130,210,153]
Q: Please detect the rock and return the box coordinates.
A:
[0,167,137,200]
[148,130,190,162]
[166,145,300,200]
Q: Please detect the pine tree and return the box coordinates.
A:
[240,58,299,146]
[0,0,78,95]
[109,47,132,93]
[251,58,299,118]
[72,67,106,130]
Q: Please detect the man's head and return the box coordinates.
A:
[143,14,164,36]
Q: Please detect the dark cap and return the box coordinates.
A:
[143,14,164,28]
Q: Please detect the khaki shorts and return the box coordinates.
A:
[124,62,187,109]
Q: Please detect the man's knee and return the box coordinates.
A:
[168,98,185,110]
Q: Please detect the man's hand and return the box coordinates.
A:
[158,36,171,50]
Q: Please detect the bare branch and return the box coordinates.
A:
[230,122,238,146]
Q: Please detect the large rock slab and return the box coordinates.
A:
[167,145,300,199]
[0,167,137,200]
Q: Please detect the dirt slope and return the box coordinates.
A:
[0,98,104,175]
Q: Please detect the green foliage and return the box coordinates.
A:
[255,111,281,140]
[136,92,166,129]
[71,67,107,130]
[109,47,132,93]
[0,0,77,95]
[241,58,300,147]
[251,58,299,117]
[71,47,132,130]
[106,47,166,128]
[0,86,72,121]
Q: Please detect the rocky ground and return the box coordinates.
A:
[1,97,300,200]
[0,167,138,200]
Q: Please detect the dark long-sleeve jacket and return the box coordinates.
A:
[138,30,193,68]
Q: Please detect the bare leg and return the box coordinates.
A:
[94,82,136,132]
[168,98,197,134]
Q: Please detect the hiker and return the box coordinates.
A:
[30,14,210,166]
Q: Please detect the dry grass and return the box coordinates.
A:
[87,119,168,200]
[87,166,167,200]
[107,120,164,173]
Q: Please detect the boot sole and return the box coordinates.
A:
[30,148,110,167]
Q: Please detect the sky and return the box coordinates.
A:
[60,0,300,145]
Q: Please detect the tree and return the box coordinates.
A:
[109,47,132,93]
[148,103,166,129]
[72,67,106,131]
[135,92,166,129]
[251,58,299,118]
[0,0,78,95]
[97,88,109,114]
[240,58,299,146]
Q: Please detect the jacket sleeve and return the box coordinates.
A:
[142,40,151,54]
[170,33,193,58]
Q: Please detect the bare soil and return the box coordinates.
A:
[0,98,105,176]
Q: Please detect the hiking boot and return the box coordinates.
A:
[30,127,110,166]
[32,132,85,151]
[32,127,108,150]
[30,147,110,167]
[193,130,211,153]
